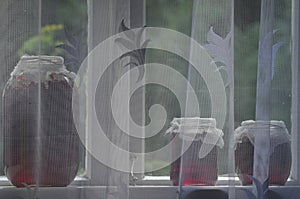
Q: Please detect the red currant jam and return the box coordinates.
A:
[235,137,291,185]
[170,141,218,186]
[3,79,80,187]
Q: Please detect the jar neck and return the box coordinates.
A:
[241,120,286,130]
[11,55,65,76]
[171,117,216,128]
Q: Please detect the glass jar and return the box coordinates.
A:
[234,120,291,185]
[168,118,224,186]
[2,55,80,187]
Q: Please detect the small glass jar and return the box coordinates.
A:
[234,120,291,185]
[168,118,224,186]
[2,55,80,187]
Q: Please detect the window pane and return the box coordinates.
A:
[0,0,87,185]
[144,0,293,182]
[145,0,193,176]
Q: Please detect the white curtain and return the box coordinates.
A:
[0,0,295,199]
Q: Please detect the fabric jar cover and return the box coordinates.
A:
[234,120,291,185]
[167,117,224,186]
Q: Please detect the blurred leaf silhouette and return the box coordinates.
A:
[115,19,149,82]
[203,27,233,87]
[56,26,87,72]
[243,176,269,199]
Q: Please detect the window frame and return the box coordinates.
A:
[83,0,145,185]
[82,0,300,187]
[289,0,300,185]
[0,0,300,191]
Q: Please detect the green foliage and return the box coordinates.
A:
[41,0,87,33]
[146,0,193,35]
[234,23,260,126]
[144,1,193,169]
[17,0,88,73]
[145,0,292,177]
[18,24,65,56]
[18,23,87,72]
[0,0,87,177]
[145,160,170,176]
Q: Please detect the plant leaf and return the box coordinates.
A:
[258,30,276,68]
[123,62,139,68]
[115,37,135,51]
[248,175,264,199]
[136,25,147,46]
[137,49,146,64]
[122,62,144,82]
[243,188,257,199]
[137,49,145,64]
[203,44,231,65]
[119,19,135,41]
[64,27,78,48]
[262,178,269,193]
[117,20,148,82]
[141,39,151,49]
[136,65,145,82]
[65,60,79,66]
[214,65,231,87]
[56,44,78,57]
[203,27,233,87]
[120,50,142,64]
[119,19,130,32]
[207,26,225,46]
[271,41,285,79]
[258,29,284,83]
[120,51,138,60]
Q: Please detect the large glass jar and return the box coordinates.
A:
[2,55,80,187]
[234,120,291,185]
[168,118,224,186]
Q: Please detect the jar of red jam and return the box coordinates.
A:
[2,55,80,187]
[168,118,224,186]
[234,120,291,185]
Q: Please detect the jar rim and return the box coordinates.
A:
[20,55,64,65]
[241,120,286,129]
[171,117,216,127]
[166,117,221,135]
[11,55,67,78]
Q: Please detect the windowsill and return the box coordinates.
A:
[0,185,299,199]
[138,175,242,186]
[0,176,92,187]
[139,175,300,186]
[0,176,299,199]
